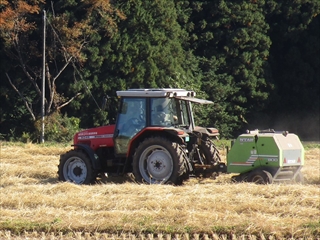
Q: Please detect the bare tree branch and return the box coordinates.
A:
[13,39,42,97]
[46,63,53,114]
[46,56,73,113]
[6,73,36,121]
[56,92,82,110]
[53,56,73,83]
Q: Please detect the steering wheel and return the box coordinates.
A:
[121,118,144,136]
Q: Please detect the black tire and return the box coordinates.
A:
[132,137,187,185]
[231,173,249,183]
[195,138,221,177]
[58,150,96,184]
[247,169,273,184]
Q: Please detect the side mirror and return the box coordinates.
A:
[101,96,110,110]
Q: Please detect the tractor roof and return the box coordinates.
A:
[116,88,214,104]
[117,88,195,97]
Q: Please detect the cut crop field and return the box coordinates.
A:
[0,142,319,239]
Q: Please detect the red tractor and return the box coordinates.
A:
[58,88,224,184]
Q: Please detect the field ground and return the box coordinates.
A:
[0,142,319,239]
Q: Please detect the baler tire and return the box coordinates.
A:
[132,137,187,185]
[196,138,221,178]
[58,150,96,184]
[247,169,273,184]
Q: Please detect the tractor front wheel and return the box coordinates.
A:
[58,150,96,184]
[133,137,187,185]
[247,169,273,184]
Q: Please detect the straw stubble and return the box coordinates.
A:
[0,143,319,238]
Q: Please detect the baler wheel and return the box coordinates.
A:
[133,137,187,185]
[247,170,273,184]
[58,150,96,184]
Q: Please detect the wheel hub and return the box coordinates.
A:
[73,166,83,177]
[154,161,163,170]
[138,146,173,183]
[149,159,166,173]
[251,175,264,184]
[63,158,87,184]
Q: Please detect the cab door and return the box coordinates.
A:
[114,97,146,155]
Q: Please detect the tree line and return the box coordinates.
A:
[0,0,319,142]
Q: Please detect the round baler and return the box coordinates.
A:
[226,129,304,184]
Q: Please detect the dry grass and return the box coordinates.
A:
[0,142,319,239]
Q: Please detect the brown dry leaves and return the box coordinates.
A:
[0,143,319,238]
[0,1,43,35]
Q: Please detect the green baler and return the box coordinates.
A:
[226,129,304,184]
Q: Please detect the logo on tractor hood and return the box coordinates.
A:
[78,131,97,136]
[78,134,113,140]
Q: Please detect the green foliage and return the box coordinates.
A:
[266,1,320,112]
[34,112,80,142]
[0,219,60,235]
[21,132,32,143]
[303,221,320,235]
[0,0,319,141]
[255,0,320,139]
[102,0,199,89]
[0,81,36,141]
[303,142,320,150]
[181,0,273,137]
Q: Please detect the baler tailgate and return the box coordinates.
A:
[283,149,303,166]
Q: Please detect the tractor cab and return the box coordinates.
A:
[113,89,210,155]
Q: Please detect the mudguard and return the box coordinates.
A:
[194,126,220,137]
[72,144,101,170]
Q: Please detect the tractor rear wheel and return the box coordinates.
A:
[195,138,221,177]
[58,150,96,184]
[133,137,187,185]
[247,169,273,184]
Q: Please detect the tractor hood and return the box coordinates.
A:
[74,125,115,149]
[174,96,214,104]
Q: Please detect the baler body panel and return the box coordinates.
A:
[227,134,279,173]
[273,134,304,167]
[252,135,280,169]
[227,131,304,175]
[227,135,258,173]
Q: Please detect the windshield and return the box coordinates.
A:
[150,98,190,128]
